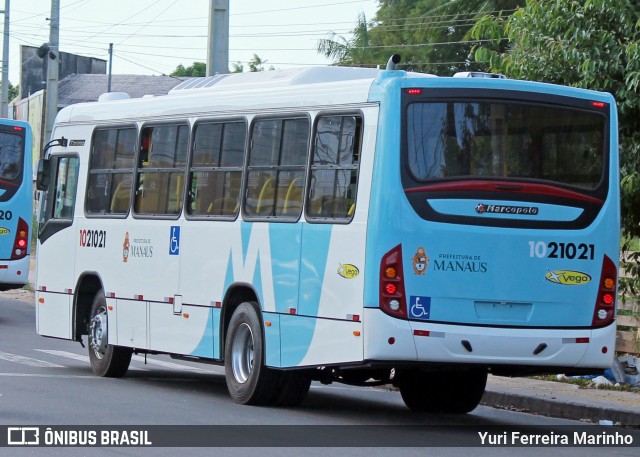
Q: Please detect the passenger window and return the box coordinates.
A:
[188,121,246,217]
[244,118,309,220]
[307,115,362,221]
[134,124,188,216]
[86,127,136,216]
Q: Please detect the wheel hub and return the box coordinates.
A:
[89,308,108,357]
[230,323,254,383]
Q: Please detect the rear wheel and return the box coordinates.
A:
[87,290,132,377]
[224,302,279,405]
[398,368,487,413]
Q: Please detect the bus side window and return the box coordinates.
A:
[244,117,309,220]
[135,124,188,216]
[307,115,362,221]
[86,127,136,216]
[187,121,246,218]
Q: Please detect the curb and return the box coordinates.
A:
[481,390,640,426]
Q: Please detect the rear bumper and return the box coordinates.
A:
[363,308,615,370]
[0,256,30,290]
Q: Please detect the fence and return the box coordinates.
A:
[617,298,640,355]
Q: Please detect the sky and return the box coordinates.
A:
[6,0,380,85]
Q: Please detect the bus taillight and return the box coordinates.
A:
[591,255,617,327]
[11,218,29,260]
[380,245,407,319]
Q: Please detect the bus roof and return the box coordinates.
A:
[54,66,437,125]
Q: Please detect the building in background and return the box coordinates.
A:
[19,45,107,100]
[11,73,188,177]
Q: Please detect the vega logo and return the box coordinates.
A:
[545,269,591,285]
[337,263,359,279]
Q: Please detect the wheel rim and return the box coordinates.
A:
[230,323,254,383]
[89,305,108,359]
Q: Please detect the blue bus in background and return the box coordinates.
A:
[0,119,33,290]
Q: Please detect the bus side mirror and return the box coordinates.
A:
[36,159,50,191]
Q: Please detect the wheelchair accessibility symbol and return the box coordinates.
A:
[169,226,180,255]
[409,296,431,320]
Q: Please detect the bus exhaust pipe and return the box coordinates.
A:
[386,54,401,70]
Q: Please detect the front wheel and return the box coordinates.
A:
[87,290,132,377]
[224,302,279,405]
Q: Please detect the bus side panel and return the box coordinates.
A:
[148,304,215,358]
[281,315,362,367]
[285,109,376,367]
[114,299,148,349]
[36,292,73,339]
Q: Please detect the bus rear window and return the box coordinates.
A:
[405,101,606,190]
[0,130,24,183]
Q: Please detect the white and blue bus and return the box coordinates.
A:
[35,58,619,412]
[0,119,33,290]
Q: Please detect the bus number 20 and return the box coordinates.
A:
[529,241,595,260]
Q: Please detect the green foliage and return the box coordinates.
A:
[171,62,207,77]
[471,0,640,294]
[317,1,521,73]
[1,82,19,102]
[171,55,272,75]
[247,54,274,72]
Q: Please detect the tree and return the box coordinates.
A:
[171,62,207,77]
[471,0,640,294]
[317,1,521,73]
[317,13,383,66]
[247,54,274,72]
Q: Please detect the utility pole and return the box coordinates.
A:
[206,0,229,76]
[1,0,10,118]
[108,43,113,92]
[43,0,60,144]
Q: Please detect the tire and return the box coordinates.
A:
[398,368,488,413]
[87,290,132,377]
[273,370,312,407]
[224,302,279,405]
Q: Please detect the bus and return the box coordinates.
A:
[0,119,33,291]
[35,58,619,412]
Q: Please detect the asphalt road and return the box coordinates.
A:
[1,292,637,457]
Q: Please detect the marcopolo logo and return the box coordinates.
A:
[545,269,591,285]
[476,203,539,215]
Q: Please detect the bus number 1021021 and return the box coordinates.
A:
[79,229,106,248]
[529,241,595,260]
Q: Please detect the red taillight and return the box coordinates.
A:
[591,255,617,327]
[13,126,24,131]
[380,244,407,319]
[406,88,423,95]
[592,101,606,109]
[11,217,29,260]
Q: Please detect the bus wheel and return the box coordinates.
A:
[398,368,487,413]
[87,290,132,377]
[224,302,279,405]
[273,371,312,406]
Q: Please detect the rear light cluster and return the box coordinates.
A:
[591,255,617,327]
[11,217,29,260]
[379,244,407,319]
